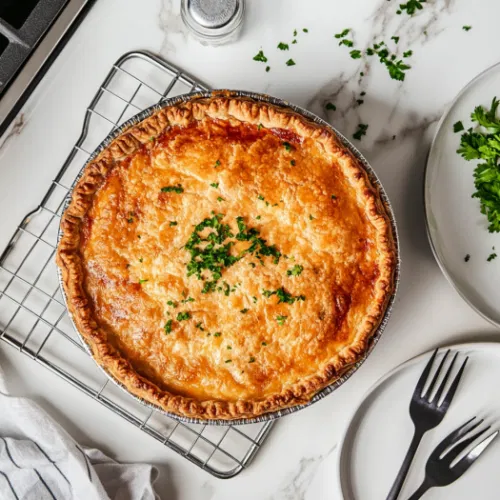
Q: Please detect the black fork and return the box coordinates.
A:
[408,417,498,499]
[386,349,468,500]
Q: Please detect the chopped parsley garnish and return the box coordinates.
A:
[185,214,282,293]
[391,36,400,44]
[167,300,177,307]
[303,28,308,33]
[339,39,354,47]
[225,359,232,363]
[266,66,270,72]
[240,308,249,314]
[464,254,471,262]
[277,42,289,51]
[210,182,219,188]
[181,297,194,303]
[487,253,497,262]
[287,264,304,277]
[161,184,183,193]
[463,25,472,31]
[139,257,143,263]
[293,29,297,36]
[261,342,267,346]
[357,99,364,106]
[350,50,362,59]
[453,121,464,133]
[360,91,366,96]
[262,287,305,304]
[283,141,293,151]
[214,159,221,167]
[227,345,232,350]
[290,159,296,166]
[276,315,287,325]
[292,40,297,44]
[403,50,413,58]
[164,320,173,334]
[258,194,265,200]
[169,221,178,226]
[176,312,190,321]
[399,0,426,15]
[249,356,256,363]
[217,196,225,202]
[456,97,500,232]
[353,123,369,140]
[256,215,261,220]
[138,279,148,284]
[196,322,204,331]
[335,28,350,39]
[252,296,258,303]
[258,123,263,131]
[309,214,314,220]
[286,59,296,66]
[325,102,336,111]
[331,194,337,199]
[213,332,221,337]
[253,50,268,63]
[127,212,135,223]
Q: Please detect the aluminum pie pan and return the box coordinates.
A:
[57,90,400,426]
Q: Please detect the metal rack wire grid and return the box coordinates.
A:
[0,50,274,479]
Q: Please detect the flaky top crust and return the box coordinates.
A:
[56,95,396,420]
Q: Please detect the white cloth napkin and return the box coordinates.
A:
[0,365,159,500]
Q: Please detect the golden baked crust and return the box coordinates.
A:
[56,94,396,420]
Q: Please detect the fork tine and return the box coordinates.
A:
[434,352,458,405]
[443,427,491,463]
[430,417,480,460]
[423,349,450,400]
[414,349,439,397]
[439,356,468,412]
[451,430,498,478]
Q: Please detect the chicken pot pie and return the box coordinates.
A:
[57,94,397,420]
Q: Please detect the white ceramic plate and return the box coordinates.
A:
[425,63,500,327]
[336,343,500,500]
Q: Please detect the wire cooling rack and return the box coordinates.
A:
[0,51,274,479]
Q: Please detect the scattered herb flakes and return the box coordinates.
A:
[487,253,497,262]
[457,96,500,232]
[290,159,296,166]
[225,359,232,363]
[453,121,464,133]
[253,50,268,63]
[181,297,195,303]
[167,300,177,307]
[303,28,308,33]
[227,345,232,350]
[339,39,354,47]
[138,279,148,284]
[256,215,261,220]
[325,102,336,111]
[213,332,222,337]
[262,287,305,304]
[258,123,263,131]
[210,182,219,188]
[350,50,362,59]
[463,25,472,31]
[169,221,178,227]
[266,66,271,72]
[138,257,143,263]
[195,322,204,331]
[149,136,155,142]
[252,296,258,303]
[360,91,366,96]
[276,315,288,325]
[127,212,135,223]
[261,342,267,346]
[277,42,289,51]
[161,184,184,193]
[331,194,337,199]
[258,194,265,200]
[292,39,297,44]
[391,36,400,44]
[164,320,173,334]
[240,308,249,314]
[334,28,350,39]
[464,254,471,262]
[357,99,364,106]
[287,264,304,277]
[360,71,365,76]
[403,50,413,58]
[283,141,293,151]
[399,0,426,15]
[367,42,412,81]
[286,58,296,67]
[138,235,141,239]
[217,196,225,202]
[249,356,256,363]
[353,123,369,140]
[309,214,315,220]
[293,29,298,37]
[176,312,191,321]
[214,159,221,168]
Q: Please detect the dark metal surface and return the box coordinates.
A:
[386,349,468,500]
[57,87,400,426]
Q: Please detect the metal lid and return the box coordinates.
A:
[188,0,239,29]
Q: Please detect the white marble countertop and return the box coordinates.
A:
[0,0,499,498]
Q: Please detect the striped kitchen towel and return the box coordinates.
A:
[0,365,159,500]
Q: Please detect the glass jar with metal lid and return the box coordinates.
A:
[181,0,245,46]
